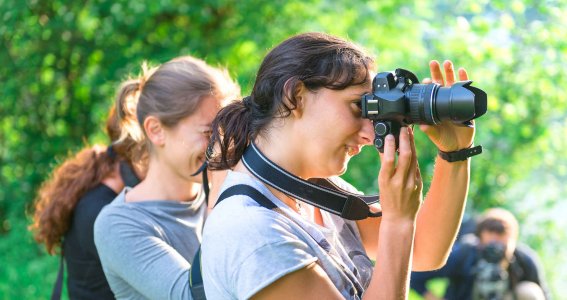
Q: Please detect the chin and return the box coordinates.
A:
[322,161,348,178]
[336,163,348,176]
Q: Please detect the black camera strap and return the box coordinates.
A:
[119,161,141,187]
[242,143,381,220]
[191,161,209,205]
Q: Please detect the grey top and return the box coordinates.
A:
[94,187,206,300]
[201,171,373,300]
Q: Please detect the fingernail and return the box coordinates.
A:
[386,134,394,141]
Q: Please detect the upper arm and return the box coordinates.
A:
[94,209,191,299]
[250,262,343,300]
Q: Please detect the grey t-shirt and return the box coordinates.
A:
[201,171,373,300]
[94,187,206,300]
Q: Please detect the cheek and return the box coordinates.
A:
[193,135,210,154]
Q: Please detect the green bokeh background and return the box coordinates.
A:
[1,0,566,298]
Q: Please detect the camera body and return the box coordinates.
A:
[473,242,509,300]
[481,241,506,264]
[360,68,487,151]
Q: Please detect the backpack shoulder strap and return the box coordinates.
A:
[190,184,274,300]
[51,251,65,300]
[213,184,276,209]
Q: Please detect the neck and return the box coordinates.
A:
[254,130,313,179]
[127,159,201,202]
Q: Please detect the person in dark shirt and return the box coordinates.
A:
[411,208,550,300]
[30,78,147,299]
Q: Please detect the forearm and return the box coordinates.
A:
[413,157,470,270]
[364,219,415,299]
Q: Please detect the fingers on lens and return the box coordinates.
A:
[443,60,455,83]
[429,60,444,85]
[458,68,469,81]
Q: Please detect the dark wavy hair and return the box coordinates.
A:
[208,32,373,170]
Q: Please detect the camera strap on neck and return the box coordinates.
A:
[119,161,141,187]
[241,143,381,220]
[191,161,209,205]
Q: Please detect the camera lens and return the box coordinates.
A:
[407,84,438,124]
[406,81,487,125]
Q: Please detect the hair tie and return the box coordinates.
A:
[242,96,253,110]
[106,145,117,160]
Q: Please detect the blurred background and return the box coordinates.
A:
[1,0,565,298]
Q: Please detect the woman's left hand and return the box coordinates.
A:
[419,60,476,152]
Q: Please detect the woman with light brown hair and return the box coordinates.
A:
[30,76,148,300]
[93,55,240,299]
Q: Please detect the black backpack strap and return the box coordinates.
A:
[51,252,65,300]
[190,248,206,300]
[213,184,276,209]
[189,184,275,300]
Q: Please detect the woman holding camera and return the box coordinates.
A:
[201,32,476,299]
[94,56,239,299]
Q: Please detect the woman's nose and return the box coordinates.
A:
[359,118,375,146]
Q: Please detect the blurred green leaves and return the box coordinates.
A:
[1,0,566,298]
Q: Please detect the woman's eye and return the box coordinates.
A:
[352,101,362,113]
[201,129,212,138]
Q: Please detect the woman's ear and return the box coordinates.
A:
[143,116,166,147]
[284,78,307,119]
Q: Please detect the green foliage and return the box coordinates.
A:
[1,0,566,298]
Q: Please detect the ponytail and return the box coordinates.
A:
[30,146,115,254]
[208,99,253,170]
[111,63,156,171]
[114,79,144,144]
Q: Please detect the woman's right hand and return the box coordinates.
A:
[377,126,423,222]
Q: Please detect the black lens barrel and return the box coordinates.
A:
[405,81,487,125]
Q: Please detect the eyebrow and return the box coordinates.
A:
[350,91,368,98]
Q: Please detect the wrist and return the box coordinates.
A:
[381,215,417,227]
[438,145,482,162]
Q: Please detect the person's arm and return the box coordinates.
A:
[413,60,475,270]
[411,242,468,299]
[251,262,343,300]
[94,208,191,300]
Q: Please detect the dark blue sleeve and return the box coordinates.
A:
[515,244,552,299]
[410,243,472,295]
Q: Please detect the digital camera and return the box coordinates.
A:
[360,68,487,151]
